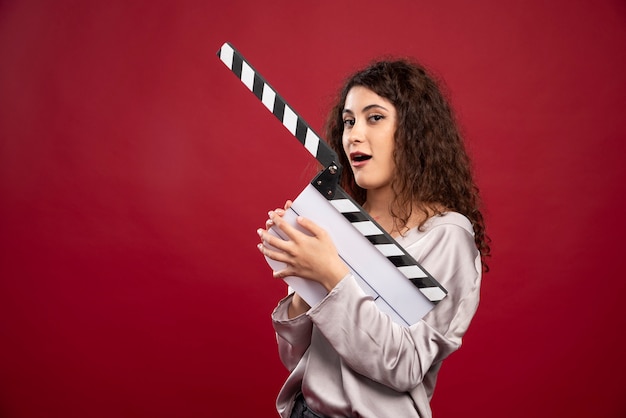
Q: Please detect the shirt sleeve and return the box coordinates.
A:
[272,293,314,372]
[306,222,482,392]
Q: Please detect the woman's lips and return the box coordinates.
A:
[350,152,372,167]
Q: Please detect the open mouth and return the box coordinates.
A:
[351,152,372,163]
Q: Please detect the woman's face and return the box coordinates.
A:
[342,86,397,194]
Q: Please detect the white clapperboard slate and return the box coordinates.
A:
[217,42,447,326]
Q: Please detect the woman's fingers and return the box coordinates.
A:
[269,211,318,243]
[295,215,326,238]
[272,269,290,279]
[258,207,348,288]
[257,237,291,262]
[257,240,295,279]
[258,228,291,254]
[258,201,344,286]
[265,206,288,230]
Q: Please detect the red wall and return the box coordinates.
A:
[1,1,625,417]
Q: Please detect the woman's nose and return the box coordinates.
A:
[348,120,365,143]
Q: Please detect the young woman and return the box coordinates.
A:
[257,59,490,418]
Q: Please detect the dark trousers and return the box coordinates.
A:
[290,393,327,418]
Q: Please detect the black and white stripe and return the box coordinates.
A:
[217,42,447,304]
[329,191,447,302]
[218,42,338,170]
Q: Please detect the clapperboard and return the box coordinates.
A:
[217,42,447,326]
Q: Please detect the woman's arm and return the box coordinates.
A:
[272,292,314,371]
[307,223,481,391]
[261,205,480,389]
[288,292,310,318]
[257,210,349,292]
[264,201,316,370]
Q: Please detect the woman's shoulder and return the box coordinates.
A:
[424,211,474,235]
[395,211,474,249]
[397,212,482,295]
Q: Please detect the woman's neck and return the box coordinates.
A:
[363,188,404,237]
[363,189,440,238]
[362,188,392,217]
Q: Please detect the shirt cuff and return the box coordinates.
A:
[272,293,314,346]
[306,273,360,319]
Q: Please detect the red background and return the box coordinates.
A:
[1,1,625,417]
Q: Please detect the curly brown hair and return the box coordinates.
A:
[325,59,491,271]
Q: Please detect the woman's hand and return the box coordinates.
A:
[260,201,311,318]
[257,201,349,293]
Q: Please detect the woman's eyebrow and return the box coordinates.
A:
[362,104,389,112]
[342,104,389,114]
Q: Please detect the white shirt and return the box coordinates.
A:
[272,212,482,418]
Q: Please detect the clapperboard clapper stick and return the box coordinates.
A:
[217,42,447,326]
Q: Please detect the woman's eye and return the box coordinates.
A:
[343,119,355,127]
[369,114,384,122]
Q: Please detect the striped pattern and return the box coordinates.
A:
[217,42,338,170]
[217,42,447,304]
[330,190,447,302]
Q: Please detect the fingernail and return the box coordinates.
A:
[257,228,263,237]
[268,211,274,219]
[276,209,285,215]
[257,243,263,251]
